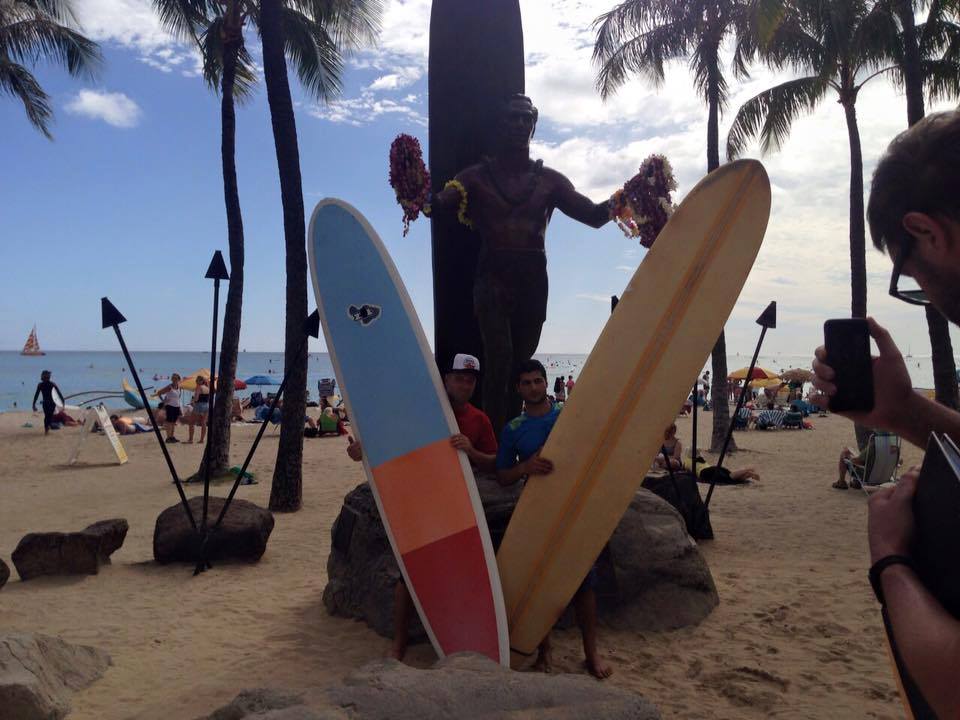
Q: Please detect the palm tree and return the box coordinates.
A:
[893,0,960,409]
[153,0,257,478]
[260,0,381,512]
[726,0,902,323]
[0,0,100,138]
[593,0,757,452]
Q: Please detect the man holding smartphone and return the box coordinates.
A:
[812,110,960,718]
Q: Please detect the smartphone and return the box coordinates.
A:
[824,319,874,413]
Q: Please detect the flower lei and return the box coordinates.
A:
[389,134,431,236]
[609,154,678,248]
[443,179,472,229]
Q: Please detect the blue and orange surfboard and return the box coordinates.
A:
[308,198,509,665]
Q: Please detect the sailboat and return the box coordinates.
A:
[21,325,45,356]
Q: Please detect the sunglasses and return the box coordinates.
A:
[888,239,929,306]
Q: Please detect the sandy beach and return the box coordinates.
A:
[0,407,919,719]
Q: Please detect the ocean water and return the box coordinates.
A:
[0,350,947,412]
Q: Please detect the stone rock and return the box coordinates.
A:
[154,497,274,564]
[200,688,337,720]
[82,518,129,561]
[322,478,717,641]
[0,631,110,720]
[11,518,130,581]
[0,558,8,590]
[326,653,661,719]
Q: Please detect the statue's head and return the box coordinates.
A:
[501,94,538,150]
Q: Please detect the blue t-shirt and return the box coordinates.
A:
[496,404,562,470]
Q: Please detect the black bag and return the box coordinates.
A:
[641,470,714,540]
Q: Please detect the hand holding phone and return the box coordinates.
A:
[824,318,875,413]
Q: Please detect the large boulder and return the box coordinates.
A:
[323,478,717,641]
[154,497,274,564]
[0,632,111,720]
[11,518,129,581]
[0,558,8,590]
[202,654,659,720]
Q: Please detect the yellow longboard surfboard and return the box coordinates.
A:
[497,159,771,658]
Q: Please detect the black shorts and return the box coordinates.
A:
[42,401,56,429]
[164,405,181,423]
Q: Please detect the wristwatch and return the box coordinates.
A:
[869,554,917,606]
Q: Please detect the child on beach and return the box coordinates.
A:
[31,370,65,435]
[156,374,183,443]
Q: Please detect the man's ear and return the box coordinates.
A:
[903,211,952,257]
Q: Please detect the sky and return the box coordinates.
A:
[2,0,959,360]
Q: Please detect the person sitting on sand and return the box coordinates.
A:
[654,423,683,470]
[346,353,497,661]
[496,359,612,679]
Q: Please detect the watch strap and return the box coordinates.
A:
[869,554,917,606]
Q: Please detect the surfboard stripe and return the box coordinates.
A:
[506,166,762,628]
[311,202,450,468]
[372,438,477,555]
[402,526,499,660]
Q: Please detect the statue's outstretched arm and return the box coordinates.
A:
[552,172,610,229]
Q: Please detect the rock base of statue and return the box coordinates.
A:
[322,476,718,643]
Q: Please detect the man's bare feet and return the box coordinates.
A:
[585,653,613,679]
[532,646,553,674]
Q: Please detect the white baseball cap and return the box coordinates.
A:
[449,353,480,374]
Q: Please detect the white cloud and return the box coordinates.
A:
[615,265,634,272]
[308,91,425,126]
[65,89,142,128]
[576,293,613,303]
[368,66,423,91]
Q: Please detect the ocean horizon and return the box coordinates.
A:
[1,348,952,412]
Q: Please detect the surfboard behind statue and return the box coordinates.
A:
[428,0,524,377]
[308,198,509,666]
[496,160,772,660]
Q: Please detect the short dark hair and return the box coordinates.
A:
[515,358,547,383]
[868,110,960,254]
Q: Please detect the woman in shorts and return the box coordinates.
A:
[157,374,183,443]
[188,375,211,444]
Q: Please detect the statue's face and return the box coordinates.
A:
[502,99,537,150]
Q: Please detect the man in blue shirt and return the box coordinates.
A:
[496,359,612,679]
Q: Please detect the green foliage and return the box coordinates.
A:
[0,0,100,137]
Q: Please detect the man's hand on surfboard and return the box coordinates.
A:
[524,450,554,477]
[868,467,918,563]
[811,318,915,431]
[346,435,363,462]
[450,433,474,454]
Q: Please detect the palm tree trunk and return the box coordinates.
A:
[705,43,735,453]
[842,96,867,320]
[202,34,245,478]
[896,1,959,409]
[261,0,308,512]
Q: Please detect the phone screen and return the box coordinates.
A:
[824,319,874,413]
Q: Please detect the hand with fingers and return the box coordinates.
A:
[811,317,914,431]
[868,466,919,563]
[346,434,363,462]
[524,449,554,477]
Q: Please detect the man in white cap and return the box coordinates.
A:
[345,352,498,660]
[346,352,497,473]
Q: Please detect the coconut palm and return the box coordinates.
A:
[0,0,100,138]
[593,0,757,452]
[153,0,257,479]
[892,0,960,408]
[260,0,381,512]
[726,0,902,322]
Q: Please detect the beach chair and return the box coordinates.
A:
[782,411,804,429]
[755,409,785,430]
[847,433,901,493]
[732,407,752,430]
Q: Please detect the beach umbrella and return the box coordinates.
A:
[244,374,281,388]
[781,368,814,383]
[181,369,246,391]
[748,378,785,389]
[728,366,779,380]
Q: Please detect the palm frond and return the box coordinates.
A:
[151,0,210,43]
[922,56,960,100]
[197,15,258,101]
[0,15,100,77]
[690,34,728,108]
[277,5,342,102]
[286,0,382,52]
[760,11,829,73]
[594,19,692,99]
[0,56,53,137]
[851,0,901,73]
[726,75,830,158]
[592,0,661,58]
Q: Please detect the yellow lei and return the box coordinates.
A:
[443,179,473,229]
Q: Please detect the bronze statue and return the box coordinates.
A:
[430,95,612,431]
